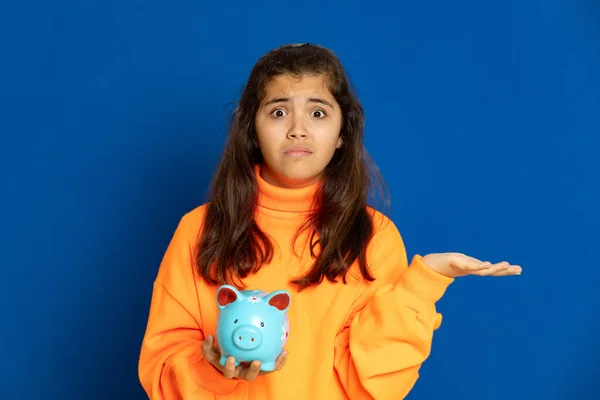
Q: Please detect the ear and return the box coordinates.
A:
[216,285,243,310]
[265,290,291,313]
[336,136,343,149]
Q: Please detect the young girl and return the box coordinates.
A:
[138,43,521,399]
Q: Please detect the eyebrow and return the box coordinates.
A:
[262,97,334,109]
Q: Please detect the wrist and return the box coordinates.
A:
[400,255,454,304]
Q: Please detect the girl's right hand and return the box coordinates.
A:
[201,334,288,381]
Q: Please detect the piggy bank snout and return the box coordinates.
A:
[232,325,263,350]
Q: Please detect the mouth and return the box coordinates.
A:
[284,147,313,157]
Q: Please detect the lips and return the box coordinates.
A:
[284,146,313,156]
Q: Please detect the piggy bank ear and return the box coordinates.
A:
[216,285,242,310]
[265,290,291,313]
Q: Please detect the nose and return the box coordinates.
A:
[232,326,263,350]
[287,130,308,139]
[287,114,308,140]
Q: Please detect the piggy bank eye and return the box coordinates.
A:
[260,322,265,327]
[234,319,238,324]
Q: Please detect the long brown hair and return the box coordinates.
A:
[196,43,389,290]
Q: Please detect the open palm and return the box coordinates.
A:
[422,252,522,278]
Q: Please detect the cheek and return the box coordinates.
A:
[257,118,284,140]
[256,131,281,160]
[256,122,276,147]
[314,125,342,152]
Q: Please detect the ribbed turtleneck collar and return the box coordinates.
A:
[255,164,320,213]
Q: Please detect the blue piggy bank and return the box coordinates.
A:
[215,285,291,372]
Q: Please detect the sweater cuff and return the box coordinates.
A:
[400,254,454,305]
[193,353,242,395]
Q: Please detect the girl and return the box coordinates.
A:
[138,43,521,399]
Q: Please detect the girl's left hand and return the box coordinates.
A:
[422,252,522,278]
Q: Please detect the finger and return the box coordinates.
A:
[223,356,236,379]
[234,361,248,378]
[489,265,522,276]
[462,256,493,271]
[474,262,510,276]
[258,351,288,376]
[242,361,262,381]
[462,254,482,263]
[274,350,288,371]
[449,253,485,270]
[201,335,218,362]
[201,335,213,353]
[278,351,288,370]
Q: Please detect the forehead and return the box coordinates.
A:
[262,74,332,98]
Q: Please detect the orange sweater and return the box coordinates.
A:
[138,169,454,399]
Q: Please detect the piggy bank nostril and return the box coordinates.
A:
[230,325,265,350]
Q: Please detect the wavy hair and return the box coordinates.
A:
[196,43,388,290]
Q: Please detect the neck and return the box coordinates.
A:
[255,164,320,213]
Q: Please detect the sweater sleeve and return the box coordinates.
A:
[333,217,454,400]
[138,211,242,398]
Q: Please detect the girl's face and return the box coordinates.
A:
[255,74,343,189]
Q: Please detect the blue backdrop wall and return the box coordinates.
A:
[1,1,599,399]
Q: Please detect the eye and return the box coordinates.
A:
[260,322,265,327]
[311,109,326,118]
[234,319,238,323]
[270,108,287,118]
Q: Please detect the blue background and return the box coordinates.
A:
[1,0,598,399]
